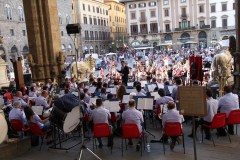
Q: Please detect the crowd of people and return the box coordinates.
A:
[0,47,239,153]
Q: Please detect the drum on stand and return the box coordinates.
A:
[49,106,80,133]
[0,110,8,144]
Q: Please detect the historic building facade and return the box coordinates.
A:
[104,0,127,51]
[0,0,74,64]
[73,0,111,55]
[121,0,236,49]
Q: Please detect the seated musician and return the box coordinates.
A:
[122,99,144,151]
[90,98,113,148]
[162,101,184,150]
[155,88,173,107]
[9,101,27,125]
[24,106,53,144]
[188,89,218,139]
[136,84,146,96]
[28,86,37,98]
[13,91,29,109]
[35,90,52,109]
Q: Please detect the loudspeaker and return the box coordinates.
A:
[66,23,81,34]
[23,74,32,86]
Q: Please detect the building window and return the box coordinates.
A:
[98,19,101,25]
[164,9,169,17]
[211,4,216,12]
[95,31,98,40]
[149,2,156,6]
[93,6,95,12]
[66,15,70,24]
[10,29,14,36]
[211,19,216,28]
[22,30,26,36]
[130,25,138,35]
[222,18,228,28]
[181,19,189,29]
[140,24,148,34]
[94,18,97,25]
[85,31,89,40]
[100,8,102,14]
[97,7,99,13]
[181,7,186,17]
[131,12,136,19]
[129,4,136,9]
[59,13,62,24]
[139,3,146,8]
[222,3,227,11]
[88,5,90,12]
[106,10,108,15]
[18,6,24,21]
[199,20,205,28]
[233,3,235,10]
[150,23,158,33]
[199,5,204,13]
[89,17,92,25]
[180,0,186,3]
[61,31,64,36]
[163,0,169,5]
[165,24,170,32]
[150,10,156,17]
[83,4,85,10]
[5,4,12,20]
[84,17,88,24]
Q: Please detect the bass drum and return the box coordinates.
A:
[0,110,8,144]
[49,106,80,133]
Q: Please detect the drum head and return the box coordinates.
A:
[0,114,8,144]
[63,107,80,133]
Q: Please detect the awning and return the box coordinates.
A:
[185,41,198,44]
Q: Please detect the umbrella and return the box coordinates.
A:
[185,41,198,44]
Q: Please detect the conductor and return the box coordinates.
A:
[118,61,129,86]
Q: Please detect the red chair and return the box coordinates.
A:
[121,123,144,156]
[227,110,240,135]
[201,113,231,147]
[93,123,113,153]
[10,119,30,136]
[163,122,185,154]
[29,122,48,150]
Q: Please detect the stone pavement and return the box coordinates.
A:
[12,121,240,160]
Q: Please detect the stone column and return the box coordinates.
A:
[233,0,240,93]
[22,0,64,81]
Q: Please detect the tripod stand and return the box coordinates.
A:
[77,104,102,160]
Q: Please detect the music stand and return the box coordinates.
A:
[133,96,156,138]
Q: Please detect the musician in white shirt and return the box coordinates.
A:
[155,88,173,106]
[218,85,239,135]
[13,91,29,108]
[136,84,146,96]
[28,86,37,98]
[9,101,27,125]
[35,90,52,109]
[162,101,184,150]
[90,99,112,148]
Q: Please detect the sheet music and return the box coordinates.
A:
[137,98,154,110]
[157,83,164,89]
[148,84,157,92]
[104,101,120,112]
[90,98,97,105]
[161,104,168,114]
[140,81,147,87]
[168,86,175,94]
[32,106,44,115]
[72,92,78,97]
[106,88,111,93]
[151,92,159,100]
[122,95,130,104]
[59,90,65,95]
[110,88,117,95]
[89,87,96,94]
[126,89,137,94]
[127,82,134,87]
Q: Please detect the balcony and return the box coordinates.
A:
[165,29,172,32]
[200,25,210,29]
[131,32,138,35]
[149,30,158,34]
[139,30,148,35]
[85,37,89,40]
[181,13,188,18]
[139,16,147,23]
[175,28,181,32]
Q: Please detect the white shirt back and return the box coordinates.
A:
[91,106,111,124]
[219,93,239,117]
[203,97,218,122]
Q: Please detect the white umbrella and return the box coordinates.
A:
[185,41,198,44]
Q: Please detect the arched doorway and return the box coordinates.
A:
[164,34,172,42]
[95,45,98,53]
[22,46,29,54]
[180,32,190,48]
[11,45,18,54]
[198,31,207,49]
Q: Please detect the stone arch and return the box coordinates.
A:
[198,31,207,48]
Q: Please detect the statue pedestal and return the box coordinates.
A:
[0,62,9,88]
